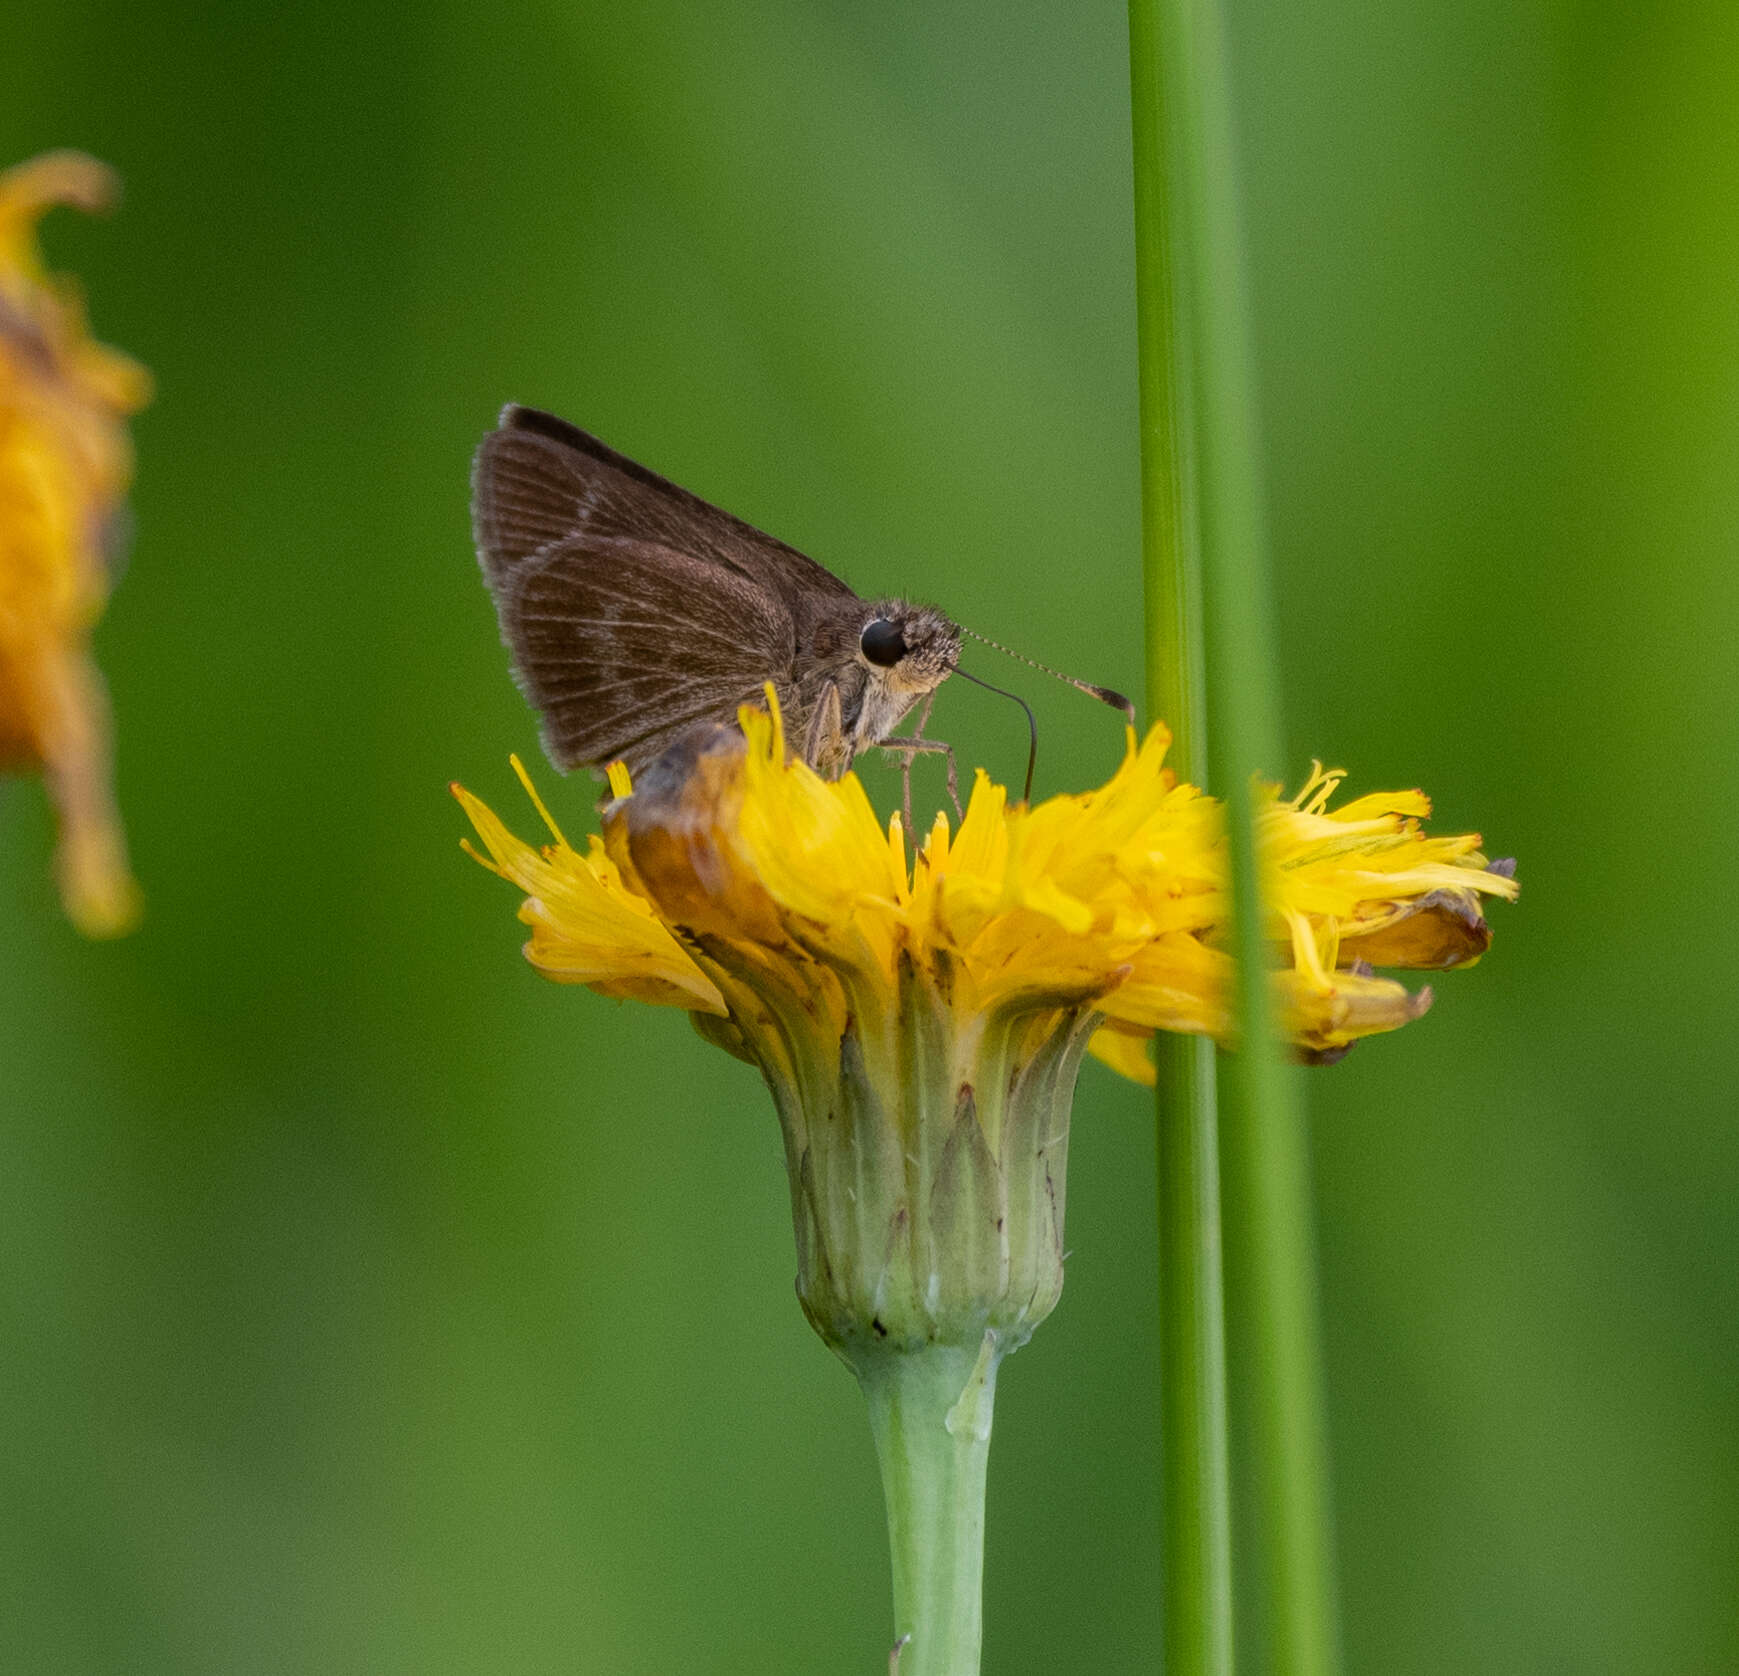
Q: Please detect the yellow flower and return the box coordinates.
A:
[457,703,1513,1070]
[0,151,150,936]
[453,699,1515,1351]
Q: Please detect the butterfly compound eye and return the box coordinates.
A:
[860,619,907,667]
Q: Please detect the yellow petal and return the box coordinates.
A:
[1088,1025,1157,1087]
[452,777,726,1015]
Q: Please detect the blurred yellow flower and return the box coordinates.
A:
[454,702,1517,1080]
[0,151,150,935]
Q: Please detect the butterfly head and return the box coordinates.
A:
[856,602,961,697]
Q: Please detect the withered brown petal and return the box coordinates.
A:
[1338,889,1493,970]
[610,723,788,943]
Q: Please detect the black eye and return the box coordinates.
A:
[860,619,907,667]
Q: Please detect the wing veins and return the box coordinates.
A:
[514,610,766,657]
[563,690,768,765]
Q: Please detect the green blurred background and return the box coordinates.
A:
[4,2,1735,1671]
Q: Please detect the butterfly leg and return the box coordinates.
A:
[905,692,959,820]
[911,693,960,817]
[896,694,930,830]
[803,681,852,780]
[878,737,962,831]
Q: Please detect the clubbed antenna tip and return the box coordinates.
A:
[1087,683,1136,723]
[961,629,1136,723]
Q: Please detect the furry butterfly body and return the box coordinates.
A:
[472,405,960,783]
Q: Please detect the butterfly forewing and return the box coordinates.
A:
[474,406,857,602]
[471,425,597,585]
[472,405,866,775]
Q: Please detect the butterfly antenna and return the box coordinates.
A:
[953,665,1038,803]
[961,628,1136,723]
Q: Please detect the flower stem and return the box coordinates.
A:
[1158,0,1343,1672]
[858,1337,1001,1676]
[1127,2,1234,1675]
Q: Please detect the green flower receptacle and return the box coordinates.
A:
[737,954,1102,1676]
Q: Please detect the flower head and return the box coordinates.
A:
[455,700,1515,1354]
[0,151,150,935]
[458,702,1515,1075]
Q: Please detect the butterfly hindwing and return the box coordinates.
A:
[472,405,870,773]
[496,534,797,775]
